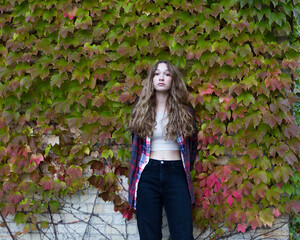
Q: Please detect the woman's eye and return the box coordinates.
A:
[166,73,170,76]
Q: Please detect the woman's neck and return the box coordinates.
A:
[155,92,169,113]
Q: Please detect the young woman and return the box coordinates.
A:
[128,60,198,240]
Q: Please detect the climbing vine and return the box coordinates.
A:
[0,0,299,239]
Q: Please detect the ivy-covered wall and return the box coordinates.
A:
[0,0,299,239]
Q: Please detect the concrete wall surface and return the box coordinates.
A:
[0,186,289,240]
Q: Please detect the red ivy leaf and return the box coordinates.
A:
[283,122,300,139]
[269,145,276,157]
[248,217,259,230]
[115,166,128,176]
[227,195,233,206]
[186,51,194,59]
[256,183,268,198]
[244,145,263,159]
[232,190,242,202]
[30,153,44,166]
[263,112,282,129]
[238,181,253,196]
[3,181,17,191]
[117,45,131,56]
[1,204,15,217]
[290,200,300,213]
[210,192,223,205]
[119,92,130,103]
[92,93,106,107]
[64,7,77,20]
[88,175,104,188]
[287,138,300,153]
[201,198,210,210]
[283,151,297,165]
[78,91,92,107]
[39,177,54,190]
[0,164,10,176]
[227,210,238,224]
[273,208,280,217]
[220,135,234,148]
[90,161,103,172]
[67,166,82,179]
[232,107,246,120]
[199,83,214,96]
[237,20,249,32]
[194,161,203,174]
[276,142,289,157]
[265,76,282,91]
[98,191,110,201]
[282,59,300,70]
[122,208,134,221]
[98,132,111,144]
[216,111,231,121]
[237,223,247,233]
[8,192,23,205]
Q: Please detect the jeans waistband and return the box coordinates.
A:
[148,158,182,166]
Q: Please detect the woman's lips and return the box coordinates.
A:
[158,83,165,86]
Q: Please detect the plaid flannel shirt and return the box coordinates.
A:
[128,107,198,209]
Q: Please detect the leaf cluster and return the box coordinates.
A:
[0,0,299,237]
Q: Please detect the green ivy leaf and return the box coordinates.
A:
[49,200,60,212]
[274,165,293,183]
[35,38,52,54]
[244,111,262,128]
[104,172,117,188]
[40,221,49,229]
[265,186,282,204]
[259,208,274,227]
[256,156,271,171]
[249,169,268,185]
[101,149,113,159]
[14,212,26,225]
[236,92,255,107]
[282,183,294,196]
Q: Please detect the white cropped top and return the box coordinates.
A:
[150,112,180,151]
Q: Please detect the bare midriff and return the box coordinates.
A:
[150,150,181,161]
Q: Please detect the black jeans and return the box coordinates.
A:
[136,159,194,240]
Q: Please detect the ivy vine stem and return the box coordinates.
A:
[81,190,99,240]
[0,212,16,240]
[47,205,58,240]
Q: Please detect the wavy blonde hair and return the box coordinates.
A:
[129,60,195,140]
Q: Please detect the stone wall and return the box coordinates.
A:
[0,184,290,240]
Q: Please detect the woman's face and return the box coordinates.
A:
[152,63,172,93]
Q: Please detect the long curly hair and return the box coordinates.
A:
[129,60,195,140]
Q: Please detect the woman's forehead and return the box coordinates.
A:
[155,63,169,72]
